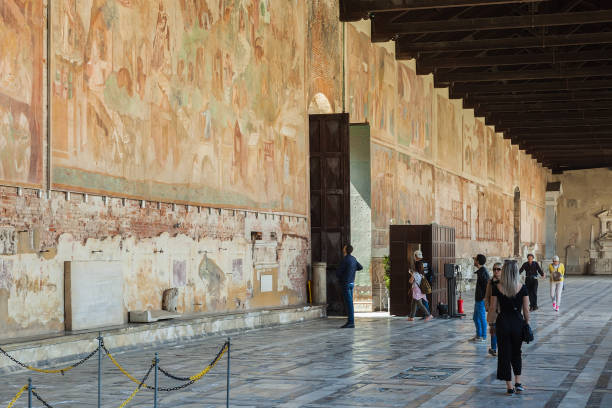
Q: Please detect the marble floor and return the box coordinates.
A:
[1,276,611,407]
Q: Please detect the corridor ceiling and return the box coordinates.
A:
[340,0,612,173]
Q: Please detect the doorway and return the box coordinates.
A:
[514,187,521,256]
[309,113,350,315]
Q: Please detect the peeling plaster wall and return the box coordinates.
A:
[553,168,612,274]
[0,187,308,341]
[1,0,312,341]
[345,21,549,297]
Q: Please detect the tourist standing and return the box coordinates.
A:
[470,254,490,342]
[407,269,433,322]
[414,250,431,313]
[490,260,530,395]
[485,262,503,356]
[337,244,363,329]
[548,255,565,312]
[519,254,544,311]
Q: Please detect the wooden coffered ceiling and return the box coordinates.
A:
[339,0,612,173]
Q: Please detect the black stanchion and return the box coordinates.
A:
[28,378,32,408]
[97,333,102,408]
[154,352,159,408]
[226,338,231,408]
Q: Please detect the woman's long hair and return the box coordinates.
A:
[499,260,521,297]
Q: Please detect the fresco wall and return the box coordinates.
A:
[0,0,313,340]
[0,0,44,187]
[50,0,308,214]
[346,21,548,296]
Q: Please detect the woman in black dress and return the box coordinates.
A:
[490,259,530,395]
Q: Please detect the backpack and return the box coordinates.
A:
[551,265,563,282]
[419,274,432,295]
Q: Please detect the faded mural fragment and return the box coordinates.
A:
[50,0,307,214]
[397,63,432,158]
[0,0,44,186]
[307,0,342,114]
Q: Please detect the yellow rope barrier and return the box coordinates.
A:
[6,385,27,408]
[105,352,145,387]
[117,383,143,408]
[105,343,228,387]
[189,344,228,381]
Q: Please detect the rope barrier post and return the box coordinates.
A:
[226,338,231,408]
[154,352,159,408]
[97,332,102,408]
[27,378,32,408]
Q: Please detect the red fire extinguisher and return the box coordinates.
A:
[457,297,465,314]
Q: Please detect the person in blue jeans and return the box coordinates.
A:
[486,262,503,355]
[337,244,363,329]
[470,254,490,342]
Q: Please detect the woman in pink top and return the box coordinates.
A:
[407,270,433,322]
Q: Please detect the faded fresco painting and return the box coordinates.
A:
[0,0,44,187]
[308,0,341,114]
[370,45,396,143]
[371,143,395,251]
[396,153,434,225]
[50,0,308,214]
[347,24,370,123]
[397,63,432,158]
[486,126,500,183]
[435,94,462,174]
[472,117,487,180]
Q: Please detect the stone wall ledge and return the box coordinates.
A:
[0,305,326,374]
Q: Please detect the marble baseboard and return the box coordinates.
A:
[0,304,326,373]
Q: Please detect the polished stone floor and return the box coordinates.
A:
[1,276,611,407]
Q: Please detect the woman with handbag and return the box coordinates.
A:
[485,262,503,356]
[407,269,433,322]
[489,259,530,395]
[548,255,565,312]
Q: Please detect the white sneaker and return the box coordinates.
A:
[469,336,482,342]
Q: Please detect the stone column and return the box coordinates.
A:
[545,183,563,260]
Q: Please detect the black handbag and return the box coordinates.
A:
[522,322,534,343]
[513,306,534,343]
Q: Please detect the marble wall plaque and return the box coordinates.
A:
[261,274,273,292]
[65,261,125,331]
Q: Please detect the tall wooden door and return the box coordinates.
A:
[309,113,350,315]
[389,224,455,316]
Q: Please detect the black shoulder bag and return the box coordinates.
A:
[513,305,534,344]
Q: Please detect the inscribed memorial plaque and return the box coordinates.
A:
[64,261,125,331]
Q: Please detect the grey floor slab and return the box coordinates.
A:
[1,276,611,407]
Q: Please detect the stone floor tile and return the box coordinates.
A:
[1,276,611,407]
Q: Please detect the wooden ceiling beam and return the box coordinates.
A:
[417,50,612,73]
[451,79,612,95]
[474,100,612,113]
[339,0,547,21]
[436,66,612,84]
[378,10,612,36]
[395,31,612,54]
[465,90,612,104]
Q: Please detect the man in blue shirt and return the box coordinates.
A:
[337,244,363,328]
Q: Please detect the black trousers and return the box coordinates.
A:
[496,316,523,381]
[526,277,539,308]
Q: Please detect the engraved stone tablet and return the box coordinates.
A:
[64,261,125,331]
